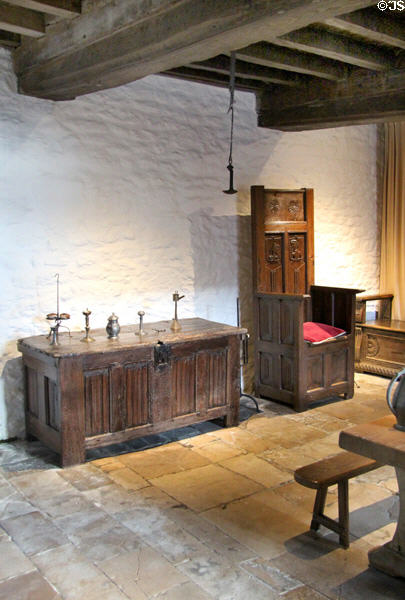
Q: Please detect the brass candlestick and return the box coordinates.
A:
[81,308,95,342]
[170,290,184,332]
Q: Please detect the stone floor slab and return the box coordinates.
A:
[55,508,141,562]
[206,427,277,454]
[219,453,292,488]
[58,463,113,491]
[118,443,211,479]
[1,510,68,556]
[203,491,309,560]
[164,504,256,564]
[32,543,129,600]
[99,545,188,598]
[154,580,214,600]
[120,511,207,565]
[106,466,149,491]
[240,557,304,594]
[0,537,35,581]
[0,486,35,520]
[150,463,263,512]
[0,570,61,599]
[177,548,280,600]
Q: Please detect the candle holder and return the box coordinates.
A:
[170,290,184,332]
[81,308,95,342]
[46,274,70,345]
[136,310,145,336]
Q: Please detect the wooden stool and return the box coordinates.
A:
[294,452,380,548]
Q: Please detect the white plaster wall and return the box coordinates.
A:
[0,47,378,439]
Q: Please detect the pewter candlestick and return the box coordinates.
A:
[137,310,145,336]
[46,273,70,345]
[81,308,95,342]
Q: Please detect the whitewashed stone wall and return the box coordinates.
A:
[0,47,378,439]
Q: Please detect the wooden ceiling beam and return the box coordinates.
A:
[5,1,80,19]
[236,42,347,81]
[163,67,264,93]
[257,68,405,130]
[13,0,378,100]
[324,8,405,50]
[190,55,307,87]
[0,29,21,47]
[0,0,44,37]
[274,25,397,70]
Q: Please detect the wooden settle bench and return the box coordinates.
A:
[294,452,380,548]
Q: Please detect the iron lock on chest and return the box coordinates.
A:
[154,341,171,368]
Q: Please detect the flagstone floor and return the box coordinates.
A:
[1,373,404,599]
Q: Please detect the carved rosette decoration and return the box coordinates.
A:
[367,335,379,357]
[288,200,300,219]
[267,239,281,264]
[269,198,280,214]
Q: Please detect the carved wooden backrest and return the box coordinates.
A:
[310,286,358,334]
[251,186,314,295]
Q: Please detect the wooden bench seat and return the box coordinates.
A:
[294,452,380,548]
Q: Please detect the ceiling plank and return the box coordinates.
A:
[0,1,44,37]
[257,68,405,130]
[0,29,21,47]
[273,25,397,70]
[324,9,405,50]
[190,55,307,86]
[236,42,347,81]
[163,67,265,92]
[14,0,378,100]
[5,1,80,19]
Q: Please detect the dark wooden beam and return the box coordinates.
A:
[324,8,405,50]
[236,42,347,81]
[0,0,44,37]
[0,29,21,47]
[162,67,264,93]
[14,0,378,100]
[5,1,80,19]
[275,25,396,70]
[257,68,405,130]
[190,55,308,86]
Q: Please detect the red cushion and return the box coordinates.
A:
[303,322,346,344]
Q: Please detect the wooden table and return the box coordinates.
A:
[339,415,405,578]
[18,318,246,466]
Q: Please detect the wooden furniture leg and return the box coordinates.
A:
[338,479,349,548]
[310,484,327,532]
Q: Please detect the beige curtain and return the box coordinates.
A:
[380,122,405,320]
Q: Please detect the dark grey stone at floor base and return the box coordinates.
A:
[192,421,222,433]
[86,438,152,460]
[0,443,30,466]
[162,426,204,441]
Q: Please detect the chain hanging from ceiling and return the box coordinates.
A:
[223,51,237,195]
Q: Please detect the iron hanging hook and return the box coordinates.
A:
[223,51,237,195]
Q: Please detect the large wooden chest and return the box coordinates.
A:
[18,318,246,466]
